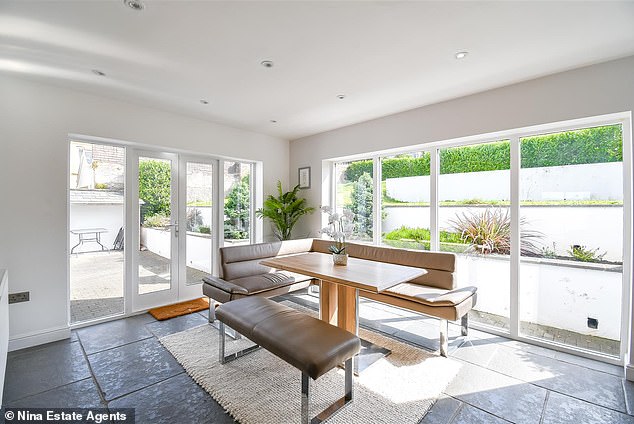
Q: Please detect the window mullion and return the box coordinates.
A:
[373,157,381,246]
[510,135,520,338]
[430,148,439,251]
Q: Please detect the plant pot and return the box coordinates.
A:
[332,253,348,266]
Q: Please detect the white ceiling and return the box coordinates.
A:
[1,1,633,140]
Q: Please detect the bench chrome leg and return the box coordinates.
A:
[461,314,469,337]
[309,358,354,424]
[301,372,310,424]
[439,319,449,357]
[218,321,260,364]
[208,298,216,323]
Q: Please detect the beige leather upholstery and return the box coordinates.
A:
[310,239,456,290]
[203,238,477,326]
[203,240,316,304]
[216,297,360,380]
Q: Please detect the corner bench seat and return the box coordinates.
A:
[216,297,360,423]
[203,238,477,356]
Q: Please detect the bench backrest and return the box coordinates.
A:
[310,239,456,290]
[220,238,314,280]
[219,238,456,290]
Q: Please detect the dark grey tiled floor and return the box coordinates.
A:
[3,291,634,424]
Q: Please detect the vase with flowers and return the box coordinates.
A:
[319,205,354,265]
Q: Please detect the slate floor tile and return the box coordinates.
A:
[487,345,627,412]
[109,373,234,424]
[3,340,91,403]
[444,362,547,424]
[144,313,208,338]
[88,338,183,401]
[553,350,623,377]
[452,403,511,424]
[6,378,104,408]
[451,338,499,368]
[419,394,462,424]
[542,391,634,424]
[77,315,154,354]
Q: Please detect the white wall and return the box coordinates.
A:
[384,206,623,261]
[290,56,634,238]
[0,75,289,349]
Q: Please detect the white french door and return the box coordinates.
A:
[129,150,217,311]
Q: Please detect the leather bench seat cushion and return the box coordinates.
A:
[204,272,295,295]
[216,297,360,380]
[385,283,477,307]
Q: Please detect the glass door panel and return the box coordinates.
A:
[439,140,511,331]
[137,154,178,302]
[223,161,252,246]
[519,124,624,356]
[69,141,125,323]
[183,160,214,286]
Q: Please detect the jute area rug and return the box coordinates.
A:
[159,301,462,424]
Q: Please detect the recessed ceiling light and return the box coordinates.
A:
[260,60,274,68]
[92,69,106,76]
[200,99,209,105]
[270,120,277,123]
[336,94,346,100]
[124,0,144,11]
[455,51,469,60]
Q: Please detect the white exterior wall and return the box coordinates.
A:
[386,162,623,203]
[0,75,289,350]
[383,206,623,261]
[457,255,623,340]
[69,204,123,253]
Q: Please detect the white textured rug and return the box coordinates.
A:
[159,302,461,424]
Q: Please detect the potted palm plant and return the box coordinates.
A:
[255,181,315,240]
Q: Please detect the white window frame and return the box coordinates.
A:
[67,133,261,328]
[328,112,632,367]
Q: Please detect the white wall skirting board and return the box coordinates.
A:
[626,364,634,381]
[8,325,71,352]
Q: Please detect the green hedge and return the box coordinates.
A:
[343,125,622,181]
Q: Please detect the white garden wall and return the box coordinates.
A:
[140,227,212,274]
[383,205,623,261]
[456,255,623,340]
[385,162,623,203]
[69,204,123,253]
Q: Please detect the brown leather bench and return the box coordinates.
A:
[216,297,361,423]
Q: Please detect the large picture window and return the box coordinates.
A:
[331,117,629,361]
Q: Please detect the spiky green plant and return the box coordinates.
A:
[449,208,542,256]
[255,181,315,240]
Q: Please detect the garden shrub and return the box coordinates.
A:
[224,175,250,239]
[348,172,373,239]
[139,160,171,218]
[343,125,622,181]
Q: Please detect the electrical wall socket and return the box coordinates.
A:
[8,291,30,304]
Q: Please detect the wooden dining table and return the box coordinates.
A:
[261,251,427,371]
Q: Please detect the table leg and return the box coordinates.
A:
[336,285,357,334]
[319,280,338,326]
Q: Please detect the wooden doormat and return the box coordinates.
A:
[149,298,209,320]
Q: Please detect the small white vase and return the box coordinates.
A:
[332,253,348,266]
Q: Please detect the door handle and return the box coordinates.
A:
[165,223,179,237]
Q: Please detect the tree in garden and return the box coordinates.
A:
[349,172,373,239]
[138,160,171,222]
[224,175,250,239]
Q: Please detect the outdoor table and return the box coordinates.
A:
[70,228,108,254]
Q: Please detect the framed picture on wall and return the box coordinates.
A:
[298,166,311,189]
